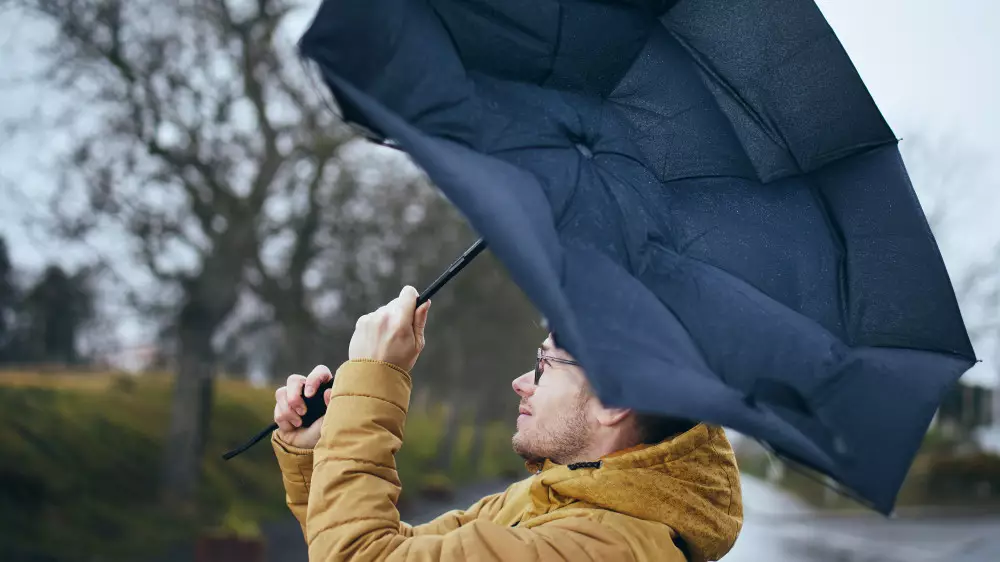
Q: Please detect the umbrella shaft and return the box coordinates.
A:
[417,237,487,306]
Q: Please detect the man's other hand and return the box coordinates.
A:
[349,285,431,372]
[274,365,333,449]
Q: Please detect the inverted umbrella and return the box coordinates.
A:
[294,0,976,514]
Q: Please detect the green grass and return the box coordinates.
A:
[0,370,523,561]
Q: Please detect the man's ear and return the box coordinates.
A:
[595,406,632,428]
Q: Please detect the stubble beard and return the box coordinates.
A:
[512,390,592,465]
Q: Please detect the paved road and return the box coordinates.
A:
[781,516,1000,562]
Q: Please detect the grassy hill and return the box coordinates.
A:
[0,370,524,561]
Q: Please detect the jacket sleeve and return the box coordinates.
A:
[399,490,507,537]
[272,431,315,539]
[306,360,640,561]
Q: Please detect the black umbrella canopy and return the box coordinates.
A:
[297,0,976,514]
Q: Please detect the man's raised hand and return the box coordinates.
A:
[348,285,431,372]
[273,364,333,449]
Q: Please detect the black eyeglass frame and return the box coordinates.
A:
[535,348,580,385]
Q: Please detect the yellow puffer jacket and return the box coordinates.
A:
[272,360,743,562]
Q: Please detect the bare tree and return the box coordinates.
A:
[250,152,467,376]
[16,0,569,508]
[17,0,357,506]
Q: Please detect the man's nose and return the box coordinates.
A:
[512,371,535,397]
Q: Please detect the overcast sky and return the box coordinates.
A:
[0,0,997,383]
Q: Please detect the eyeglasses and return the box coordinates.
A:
[535,348,580,385]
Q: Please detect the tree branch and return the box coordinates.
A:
[287,158,331,279]
[206,0,283,208]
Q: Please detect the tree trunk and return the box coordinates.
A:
[280,317,325,376]
[161,321,216,509]
[197,359,216,459]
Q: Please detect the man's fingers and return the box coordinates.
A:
[285,374,307,415]
[275,391,297,422]
[279,399,303,428]
[305,365,332,398]
[274,403,291,432]
[324,388,332,406]
[274,400,299,432]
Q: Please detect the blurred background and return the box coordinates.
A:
[0,0,997,561]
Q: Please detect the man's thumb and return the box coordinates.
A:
[414,300,431,339]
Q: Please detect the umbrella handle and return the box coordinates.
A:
[222,237,488,460]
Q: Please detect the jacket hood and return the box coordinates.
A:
[525,424,743,562]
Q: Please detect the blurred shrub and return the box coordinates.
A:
[923,452,1000,504]
[212,506,264,539]
[109,373,138,394]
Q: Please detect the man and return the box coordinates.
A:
[271,286,743,561]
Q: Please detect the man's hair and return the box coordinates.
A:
[633,412,697,445]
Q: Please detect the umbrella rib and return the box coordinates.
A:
[664,27,791,168]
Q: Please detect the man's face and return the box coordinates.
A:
[511,335,596,464]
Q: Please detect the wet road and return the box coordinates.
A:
[726,513,1000,562]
